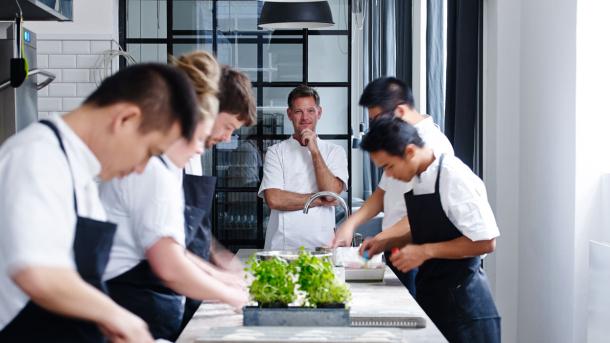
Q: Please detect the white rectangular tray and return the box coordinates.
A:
[344,267,385,281]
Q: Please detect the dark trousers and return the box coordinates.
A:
[384,251,417,296]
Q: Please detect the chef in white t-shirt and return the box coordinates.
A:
[358,117,500,343]
[259,85,348,250]
[0,63,201,342]
[332,77,454,294]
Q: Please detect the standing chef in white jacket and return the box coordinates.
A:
[259,85,349,250]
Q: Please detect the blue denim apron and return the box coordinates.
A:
[404,154,501,343]
[177,174,216,336]
[106,156,184,340]
[0,120,117,342]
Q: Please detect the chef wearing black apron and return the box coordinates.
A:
[99,124,248,341]
[0,120,117,342]
[403,154,500,342]
[102,156,187,340]
[360,117,501,343]
[179,172,216,332]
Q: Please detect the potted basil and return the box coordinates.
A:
[290,249,351,308]
[243,248,351,326]
[245,255,296,308]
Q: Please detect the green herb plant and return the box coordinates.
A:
[245,255,297,307]
[289,248,351,307]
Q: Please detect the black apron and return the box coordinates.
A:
[178,174,216,335]
[0,120,117,343]
[404,154,501,343]
[106,156,185,341]
[383,251,417,296]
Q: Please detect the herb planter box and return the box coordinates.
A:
[242,306,350,326]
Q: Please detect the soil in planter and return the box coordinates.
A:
[316,303,346,309]
[257,302,289,308]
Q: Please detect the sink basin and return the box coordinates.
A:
[255,250,332,262]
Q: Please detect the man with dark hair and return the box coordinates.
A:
[359,117,501,343]
[259,85,348,250]
[0,63,199,342]
[204,65,257,148]
[358,76,416,111]
[332,77,453,296]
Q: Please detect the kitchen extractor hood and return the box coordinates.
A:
[0,0,71,21]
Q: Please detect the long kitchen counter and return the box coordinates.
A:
[177,249,447,343]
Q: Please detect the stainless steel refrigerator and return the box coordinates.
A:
[0,25,55,144]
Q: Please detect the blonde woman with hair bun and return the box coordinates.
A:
[172,51,221,124]
[172,61,261,332]
[99,51,249,341]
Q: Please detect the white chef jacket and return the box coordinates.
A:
[0,115,105,329]
[411,153,500,241]
[378,115,454,229]
[258,137,349,250]
[100,156,185,281]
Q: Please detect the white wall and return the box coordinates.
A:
[482,0,521,341]
[20,1,119,118]
[574,1,610,340]
[517,1,577,342]
[25,0,118,39]
[485,0,610,342]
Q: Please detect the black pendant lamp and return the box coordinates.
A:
[259,1,334,29]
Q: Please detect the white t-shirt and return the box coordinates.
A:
[100,156,185,281]
[258,137,348,250]
[378,115,454,229]
[411,154,500,241]
[0,115,105,329]
[184,154,203,176]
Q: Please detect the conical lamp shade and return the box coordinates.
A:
[259,1,334,29]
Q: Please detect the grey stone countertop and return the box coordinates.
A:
[176,249,447,343]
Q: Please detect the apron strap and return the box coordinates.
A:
[434,154,445,194]
[39,120,79,214]
[157,155,169,168]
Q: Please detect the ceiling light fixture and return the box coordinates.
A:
[259,0,334,29]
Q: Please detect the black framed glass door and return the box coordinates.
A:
[120,0,352,251]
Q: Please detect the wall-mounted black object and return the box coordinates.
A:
[0,0,71,21]
[259,1,334,29]
[10,14,28,88]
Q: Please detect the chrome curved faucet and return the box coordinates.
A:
[304,191,358,245]
[303,191,350,217]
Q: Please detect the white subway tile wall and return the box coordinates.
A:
[37,38,118,118]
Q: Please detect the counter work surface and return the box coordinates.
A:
[176,249,447,343]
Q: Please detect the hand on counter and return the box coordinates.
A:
[331,222,356,248]
[211,239,246,275]
[211,268,246,290]
[227,287,250,313]
[99,307,154,343]
[359,236,387,258]
[388,244,430,273]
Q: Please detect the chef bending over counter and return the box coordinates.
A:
[99,52,257,342]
